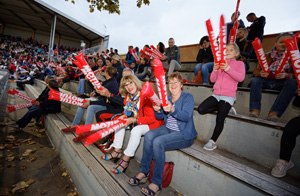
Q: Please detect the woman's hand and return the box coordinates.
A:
[34,101,40,106]
[81,100,90,109]
[213,62,220,71]
[125,117,136,127]
[90,91,96,97]
[153,105,161,112]
[220,60,229,71]
[275,72,286,79]
[260,70,269,78]
[163,100,175,113]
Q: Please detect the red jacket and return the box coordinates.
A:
[8,64,16,72]
[123,95,164,130]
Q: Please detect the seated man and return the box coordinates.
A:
[16,71,34,90]
[236,28,253,72]
[249,32,297,121]
[62,66,119,132]
[194,36,214,84]
[271,89,300,178]
[162,38,181,76]
[111,54,124,85]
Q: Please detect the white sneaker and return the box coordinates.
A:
[203,139,217,151]
[271,159,294,178]
[229,107,237,115]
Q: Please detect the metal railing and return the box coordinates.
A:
[0,70,9,103]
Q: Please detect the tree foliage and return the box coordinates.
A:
[65,0,150,15]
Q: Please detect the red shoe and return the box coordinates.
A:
[61,126,75,132]
[73,134,86,142]
[101,145,114,153]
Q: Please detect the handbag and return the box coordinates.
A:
[191,69,203,84]
[148,159,174,188]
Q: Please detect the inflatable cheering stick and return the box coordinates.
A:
[233,0,241,22]
[84,120,127,146]
[48,89,87,107]
[8,89,36,103]
[141,81,162,107]
[206,19,221,64]
[7,103,33,113]
[75,119,121,135]
[252,38,270,77]
[144,47,160,59]
[152,58,168,107]
[150,45,164,59]
[130,49,140,64]
[219,15,227,68]
[284,37,300,87]
[73,52,103,90]
[275,50,290,76]
[229,21,238,44]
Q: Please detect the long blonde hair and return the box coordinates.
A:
[119,75,143,96]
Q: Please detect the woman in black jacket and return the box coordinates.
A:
[16,79,61,129]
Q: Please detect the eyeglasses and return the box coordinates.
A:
[168,81,180,85]
[124,81,134,88]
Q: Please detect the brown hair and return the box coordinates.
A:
[119,75,143,96]
[105,66,117,78]
[48,79,59,90]
[168,72,183,84]
[226,43,241,60]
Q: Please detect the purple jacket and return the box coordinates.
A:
[210,59,245,98]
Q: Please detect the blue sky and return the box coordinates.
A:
[41,0,300,53]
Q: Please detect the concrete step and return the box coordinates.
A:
[25,83,300,196]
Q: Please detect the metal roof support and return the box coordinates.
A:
[48,14,57,62]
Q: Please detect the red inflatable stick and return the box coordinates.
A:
[252,38,270,76]
[141,81,161,107]
[75,119,121,135]
[150,45,164,59]
[152,58,168,106]
[8,89,36,103]
[84,120,127,146]
[130,49,140,64]
[140,49,157,59]
[48,89,87,107]
[284,37,300,87]
[275,50,290,76]
[219,15,227,66]
[144,47,161,59]
[206,19,221,64]
[7,103,33,113]
[54,76,67,80]
[233,0,241,22]
[73,52,103,90]
[228,21,238,44]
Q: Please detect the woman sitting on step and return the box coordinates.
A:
[100,74,164,174]
[129,72,198,196]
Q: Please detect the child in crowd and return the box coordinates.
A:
[197,43,245,150]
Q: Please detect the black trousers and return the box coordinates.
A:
[197,96,232,142]
[280,116,300,161]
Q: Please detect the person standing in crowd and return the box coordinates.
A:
[226,11,245,43]
[249,32,297,122]
[129,72,197,196]
[162,38,181,76]
[101,75,164,175]
[194,36,214,84]
[197,43,245,150]
[235,28,253,72]
[125,46,136,65]
[246,12,266,42]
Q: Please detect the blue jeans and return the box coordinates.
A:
[250,78,297,116]
[16,106,44,128]
[140,125,194,185]
[72,105,107,125]
[194,62,214,84]
[77,79,85,94]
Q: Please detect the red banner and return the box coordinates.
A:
[75,119,121,135]
[284,37,300,87]
[141,81,161,106]
[84,120,126,146]
[8,89,36,103]
[73,52,103,90]
[206,19,221,64]
[252,37,270,76]
[7,103,33,113]
[219,15,226,65]
[152,58,168,106]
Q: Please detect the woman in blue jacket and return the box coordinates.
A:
[129,72,197,196]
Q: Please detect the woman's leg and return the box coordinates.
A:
[201,62,214,84]
[85,105,107,125]
[77,79,85,94]
[72,107,86,126]
[194,63,202,76]
[197,96,219,115]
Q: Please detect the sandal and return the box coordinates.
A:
[110,159,129,174]
[141,184,162,196]
[101,150,122,163]
[129,173,148,186]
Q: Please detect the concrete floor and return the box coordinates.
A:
[0,81,78,196]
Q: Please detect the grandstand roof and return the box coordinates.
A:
[0,0,105,42]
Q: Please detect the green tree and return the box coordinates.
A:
[65,0,150,14]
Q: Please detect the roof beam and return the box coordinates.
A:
[8,9,35,30]
[23,1,51,28]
